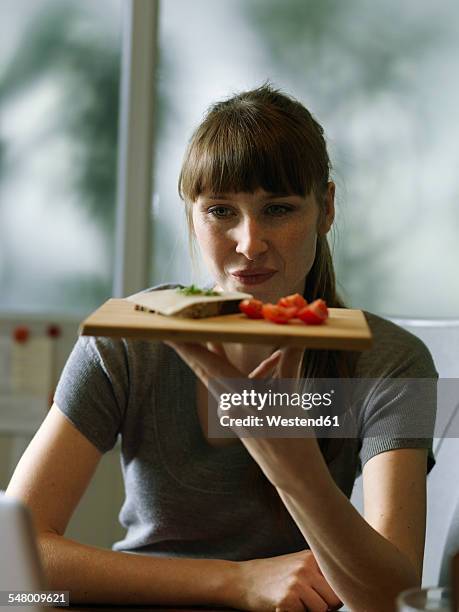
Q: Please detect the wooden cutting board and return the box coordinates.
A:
[79,299,373,351]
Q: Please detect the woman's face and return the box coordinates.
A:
[192,185,335,303]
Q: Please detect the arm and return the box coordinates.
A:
[272,443,426,612]
[8,403,341,610]
[5,404,238,606]
[160,340,431,610]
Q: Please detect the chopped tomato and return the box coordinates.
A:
[297,299,329,325]
[239,294,329,326]
[277,293,307,312]
[262,303,297,324]
[239,298,264,319]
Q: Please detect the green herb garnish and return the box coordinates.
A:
[177,284,220,296]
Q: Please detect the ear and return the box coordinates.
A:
[318,181,335,235]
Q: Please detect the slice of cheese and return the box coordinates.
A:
[125,288,253,318]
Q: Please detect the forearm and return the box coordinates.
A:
[276,451,419,611]
[38,532,239,606]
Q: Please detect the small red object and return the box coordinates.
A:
[13,326,30,343]
[239,298,264,319]
[297,299,329,325]
[277,293,308,313]
[262,304,297,324]
[47,324,61,338]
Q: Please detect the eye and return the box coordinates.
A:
[265,204,294,216]
[208,206,234,219]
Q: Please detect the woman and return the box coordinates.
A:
[6,84,437,611]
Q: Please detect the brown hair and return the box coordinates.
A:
[179,83,332,270]
[178,83,358,521]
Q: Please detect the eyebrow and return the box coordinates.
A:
[203,192,294,200]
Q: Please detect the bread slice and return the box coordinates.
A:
[125,288,253,319]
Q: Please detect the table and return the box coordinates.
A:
[65,606,349,611]
[65,607,236,612]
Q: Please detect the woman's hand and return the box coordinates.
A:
[163,340,323,491]
[163,340,303,385]
[233,549,343,612]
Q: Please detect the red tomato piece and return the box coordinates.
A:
[262,303,297,324]
[239,298,264,319]
[297,299,329,325]
[277,293,308,312]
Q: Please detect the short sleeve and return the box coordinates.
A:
[53,335,129,453]
[357,323,438,475]
[359,414,437,475]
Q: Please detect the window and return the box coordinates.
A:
[153,0,459,317]
[0,0,122,315]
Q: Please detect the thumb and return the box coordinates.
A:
[248,349,282,379]
[206,342,227,359]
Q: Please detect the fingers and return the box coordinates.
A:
[308,557,342,611]
[310,578,343,611]
[165,341,241,383]
[248,349,282,379]
[206,341,227,359]
[300,588,330,612]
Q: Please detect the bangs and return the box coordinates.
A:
[179,105,328,202]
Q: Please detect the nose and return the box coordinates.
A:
[233,216,268,260]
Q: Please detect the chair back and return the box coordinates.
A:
[390,318,459,587]
[350,316,459,587]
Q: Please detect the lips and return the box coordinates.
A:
[231,269,277,285]
[231,268,277,277]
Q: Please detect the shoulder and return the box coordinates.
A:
[355,311,438,378]
[351,312,438,476]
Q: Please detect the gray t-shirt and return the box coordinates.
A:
[54,284,437,560]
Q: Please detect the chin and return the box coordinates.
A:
[224,277,287,302]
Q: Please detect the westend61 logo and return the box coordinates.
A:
[218,389,335,411]
[215,388,340,432]
[208,377,442,439]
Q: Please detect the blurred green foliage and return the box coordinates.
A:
[242,0,441,309]
[0,1,120,236]
[243,0,439,104]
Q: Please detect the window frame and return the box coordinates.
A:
[113,0,159,298]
